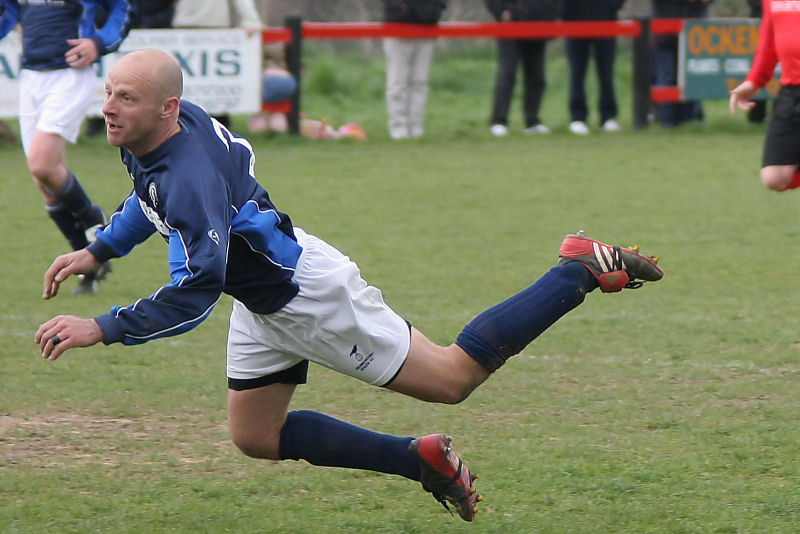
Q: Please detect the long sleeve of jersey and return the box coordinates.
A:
[747,1,800,88]
[91,155,230,346]
[82,0,134,56]
[747,3,779,88]
[0,2,19,41]
[90,101,301,347]
[88,192,157,263]
[6,0,133,70]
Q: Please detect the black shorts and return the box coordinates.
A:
[228,360,309,391]
[763,85,800,167]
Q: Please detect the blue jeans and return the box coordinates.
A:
[651,42,703,127]
[262,73,297,103]
[565,37,618,124]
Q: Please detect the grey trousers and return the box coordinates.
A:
[383,37,435,139]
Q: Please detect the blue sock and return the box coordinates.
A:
[279,410,420,481]
[46,202,88,250]
[55,170,104,230]
[456,262,597,371]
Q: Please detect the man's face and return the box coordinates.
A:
[102,60,164,156]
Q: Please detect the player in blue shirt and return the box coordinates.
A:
[35,49,663,522]
[0,0,133,293]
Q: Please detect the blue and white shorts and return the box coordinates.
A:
[227,228,411,388]
[18,67,96,155]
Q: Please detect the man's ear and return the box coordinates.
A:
[161,96,180,119]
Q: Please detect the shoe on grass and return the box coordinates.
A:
[489,124,508,137]
[524,124,550,134]
[557,230,663,292]
[71,261,112,295]
[569,121,590,135]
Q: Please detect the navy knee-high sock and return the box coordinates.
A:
[46,202,89,250]
[279,410,420,481]
[54,170,105,229]
[456,262,597,371]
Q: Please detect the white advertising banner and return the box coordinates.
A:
[0,28,262,119]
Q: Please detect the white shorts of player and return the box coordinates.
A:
[227,228,411,387]
[18,66,96,155]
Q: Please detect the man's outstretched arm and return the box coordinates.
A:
[42,248,101,299]
[35,314,106,360]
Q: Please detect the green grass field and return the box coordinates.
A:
[3,44,800,533]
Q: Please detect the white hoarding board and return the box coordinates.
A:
[0,28,261,119]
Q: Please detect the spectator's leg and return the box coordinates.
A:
[519,39,547,128]
[407,39,435,139]
[384,38,413,139]
[262,70,297,103]
[652,43,679,127]
[489,39,520,127]
[594,38,618,124]
[565,38,590,123]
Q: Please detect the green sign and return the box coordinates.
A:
[679,18,781,100]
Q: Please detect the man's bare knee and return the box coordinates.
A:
[27,157,55,183]
[230,429,281,460]
[389,337,491,404]
[761,173,788,191]
[227,383,295,461]
[761,167,796,191]
[436,378,483,404]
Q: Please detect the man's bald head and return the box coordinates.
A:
[113,49,183,103]
[103,49,184,157]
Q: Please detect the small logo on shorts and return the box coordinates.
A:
[350,345,375,372]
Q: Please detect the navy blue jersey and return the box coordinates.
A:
[0,0,133,70]
[87,101,302,346]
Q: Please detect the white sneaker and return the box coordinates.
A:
[524,124,550,134]
[602,119,621,132]
[490,124,508,137]
[569,121,590,135]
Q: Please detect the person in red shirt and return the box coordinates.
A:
[730,0,800,191]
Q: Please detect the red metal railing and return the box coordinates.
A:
[262,18,696,132]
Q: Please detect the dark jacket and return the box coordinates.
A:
[747,0,761,18]
[132,0,174,28]
[651,0,712,47]
[561,0,624,21]
[384,0,447,24]
[484,0,557,22]
[651,0,713,19]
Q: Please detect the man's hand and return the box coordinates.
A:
[729,80,758,114]
[65,38,99,69]
[43,249,100,299]
[35,315,106,360]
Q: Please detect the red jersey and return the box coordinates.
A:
[747,0,800,87]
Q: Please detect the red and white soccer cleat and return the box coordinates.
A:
[557,230,663,293]
[408,434,482,522]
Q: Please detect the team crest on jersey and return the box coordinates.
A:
[208,229,220,245]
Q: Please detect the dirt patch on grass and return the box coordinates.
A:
[0,412,233,469]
